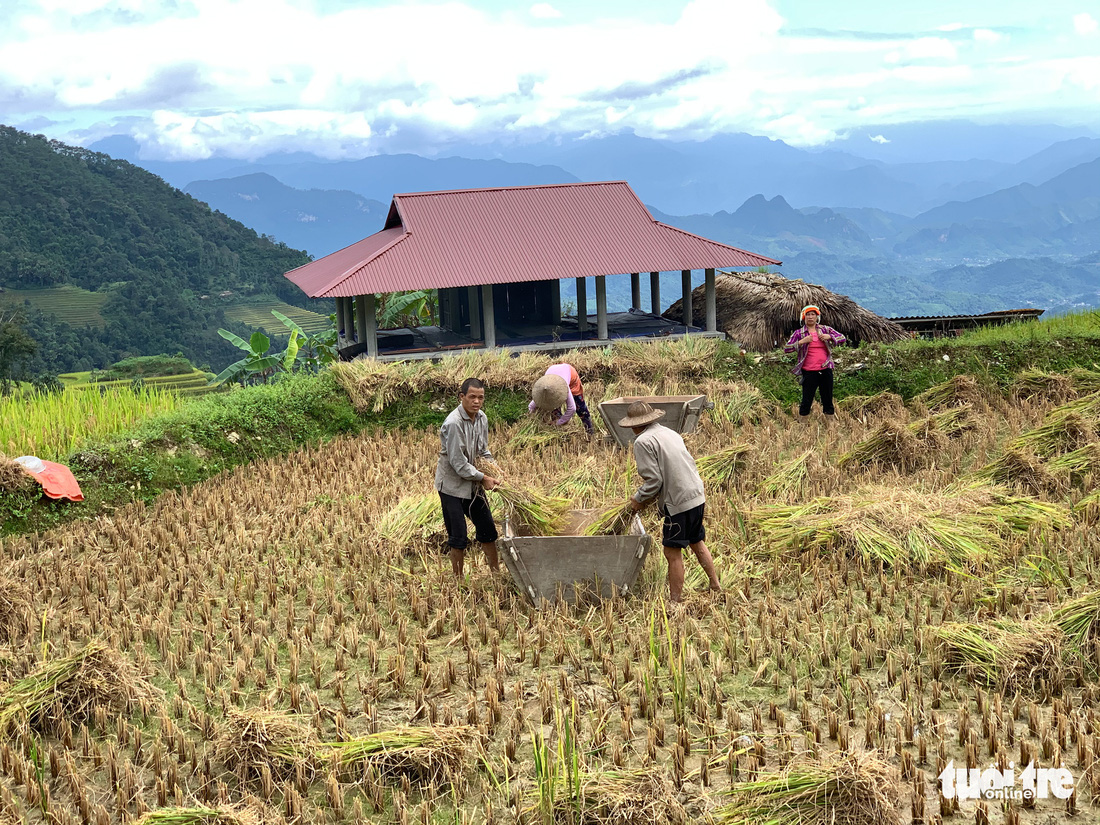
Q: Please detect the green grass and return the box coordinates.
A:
[223,301,332,336]
[59,369,221,397]
[0,284,109,326]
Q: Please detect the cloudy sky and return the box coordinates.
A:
[3,0,1098,159]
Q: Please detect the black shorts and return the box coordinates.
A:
[661,503,706,549]
[438,490,498,551]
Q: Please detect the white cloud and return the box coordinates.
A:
[1,0,1098,157]
[869,134,889,144]
[1074,12,1099,35]
[529,3,561,19]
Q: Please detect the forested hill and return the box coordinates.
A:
[0,126,314,373]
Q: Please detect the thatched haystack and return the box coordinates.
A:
[663,271,907,352]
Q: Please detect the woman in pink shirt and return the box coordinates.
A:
[782,305,847,420]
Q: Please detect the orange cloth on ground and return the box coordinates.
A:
[27,460,84,502]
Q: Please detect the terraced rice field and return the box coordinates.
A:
[4,359,1100,824]
[224,302,333,336]
[59,369,219,397]
[0,285,109,326]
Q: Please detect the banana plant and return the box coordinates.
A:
[210,329,283,386]
[270,310,338,372]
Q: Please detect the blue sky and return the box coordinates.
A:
[2,0,1097,159]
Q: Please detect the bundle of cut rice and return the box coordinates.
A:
[696,443,755,487]
[935,620,1063,689]
[324,725,479,785]
[0,640,161,735]
[213,708,319,781]
[914,375,987,411]
[712,752,899,825]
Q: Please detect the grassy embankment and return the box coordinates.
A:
[3,310,1099,536]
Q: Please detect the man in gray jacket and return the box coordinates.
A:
[435,378,500,578]
[621,401,721,603]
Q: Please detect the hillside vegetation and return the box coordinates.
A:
[5,319,1100,823]
[0,125,319,373]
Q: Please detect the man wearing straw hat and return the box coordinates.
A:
[620,401,721,603]
[528,363,595,435]
[436,378,501,579]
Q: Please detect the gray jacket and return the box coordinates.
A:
[631,423,705,516]
[434,405,493,498]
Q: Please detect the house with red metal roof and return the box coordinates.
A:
[284,180,779,358]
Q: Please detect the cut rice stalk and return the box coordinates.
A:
[526,767,686,825]
[0,640,161,735]
[837,421,925,471]
[755,450,815,499]
[841,392,905,421]
[914,374,986,411]
[935,620,1062,689]
[1051,591,1100,649]
[581,503,635,537]
[213,708,319,781]
[375,492,444,547]
[972,447,1061,495]
[324,725,479,785]
[1012,369,1076,403]
[1073,490,1100,525]
[712,752,899,825]
[132,806,268,825]
[491,484,571,536]
[1008,411,1096,459]
[696,443,755,487]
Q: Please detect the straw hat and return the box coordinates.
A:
[532,374,569,410]
[617,401,665,428]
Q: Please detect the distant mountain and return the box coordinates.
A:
[897,158,1100,258]
[923,256,1100,311]
[0,125,316,373]
[218,154,579,205]
[185,173,388,257]
[651,195,874,259]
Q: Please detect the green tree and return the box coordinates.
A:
[0,312,38,395]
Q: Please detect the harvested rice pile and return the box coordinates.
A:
[841,391,906,421]
[0,457,32,493]
[914,374,988,411]
[1012,368,1076,403]
[325,725,479,785]
[713,752,899,825]
[531,768,687,825]
[214,708,319,782]
[133,803,275,825]
[935,620,1063,689]
[973,447,1061,495]
[0,640,161,735]
[750,483,1067,568]
[375,492,445,549]
[696,443,755,487]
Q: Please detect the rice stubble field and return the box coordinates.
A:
[3,366,1100,824]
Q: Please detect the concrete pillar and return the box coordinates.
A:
[550,279,562,323]
[650,271,661,315]
[576,277,588,333]
[681,269,693,330]
[362,294,378,358]
[596,275,608,341]
[355,295,368,346]
[481,284,496,349]
[630,273,641,310]
[467,285,481,339]
[345,296,357,342]
[705,268,717,333]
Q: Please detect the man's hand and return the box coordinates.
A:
[482,475,499,491]
[628,497,644,512]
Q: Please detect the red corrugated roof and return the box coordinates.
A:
[285,181,781,298]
